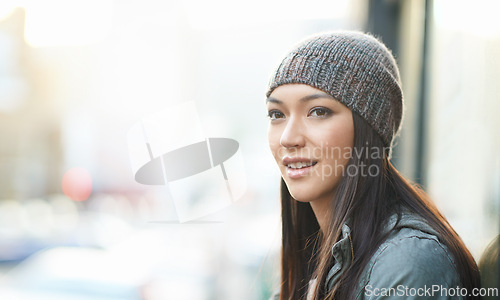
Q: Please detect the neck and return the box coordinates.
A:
[309,195,332,233]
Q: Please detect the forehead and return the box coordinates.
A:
[268,84,327,98]
[267,84,334,103]
[267,84,346,108]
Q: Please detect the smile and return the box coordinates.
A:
[286,161,318,169]
[282,157,318,179]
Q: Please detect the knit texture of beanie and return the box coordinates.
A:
[266,31,403,148]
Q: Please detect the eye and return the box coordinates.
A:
[309,107,332,118]
[268,110,285,121]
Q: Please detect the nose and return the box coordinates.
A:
[280,116,306,148]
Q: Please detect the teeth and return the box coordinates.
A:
[287,162,314,169]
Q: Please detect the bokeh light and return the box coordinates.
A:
[61,168,92,202]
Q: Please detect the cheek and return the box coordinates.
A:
[267,127,282,159]
[325,116,354,150]
[327,132,353,158]
[314,122,354,163]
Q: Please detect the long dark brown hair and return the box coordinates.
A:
[278,112,481,299]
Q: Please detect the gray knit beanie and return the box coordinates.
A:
[266,31,403,149]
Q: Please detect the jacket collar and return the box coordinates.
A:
[325,212,438,290]
[326,223,353,290]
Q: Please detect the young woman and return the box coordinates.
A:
[266,31,481,299]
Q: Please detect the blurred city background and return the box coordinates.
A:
[0,0,498,299]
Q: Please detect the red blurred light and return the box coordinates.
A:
[62,167,92,201]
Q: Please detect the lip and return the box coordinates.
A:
[282,157,318,179]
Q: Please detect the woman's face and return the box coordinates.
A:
[267,84,354,204]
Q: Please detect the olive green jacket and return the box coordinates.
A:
[271,213,463,299]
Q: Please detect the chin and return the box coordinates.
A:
[290,195,313,203]
[286,186,317,203]
[284,178,338,204]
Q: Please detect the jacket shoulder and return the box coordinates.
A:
[356,228,462,299]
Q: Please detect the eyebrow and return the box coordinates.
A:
[266,93,336,104]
